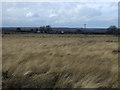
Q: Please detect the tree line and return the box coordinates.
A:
[15,25,120,35]
[16,25,52,33]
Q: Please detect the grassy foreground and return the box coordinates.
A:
[2,34,118,88]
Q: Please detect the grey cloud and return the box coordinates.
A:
[2,2,118,27]
[80,7,102,17]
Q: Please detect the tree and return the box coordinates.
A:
[16,27,21,32]
[75,29,82,34]
[39,26,45,33]
[107,25,118,34]
[39,25,52,33]
[118,28,120,34]
[45,25,52,33]
[30,29,33,32]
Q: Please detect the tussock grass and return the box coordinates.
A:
[2,34,118,88]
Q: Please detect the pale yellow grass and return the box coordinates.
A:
[2,34,118,88]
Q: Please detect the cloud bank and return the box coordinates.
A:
[2,2,118,28]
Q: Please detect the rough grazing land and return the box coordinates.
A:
[2,34,118,88]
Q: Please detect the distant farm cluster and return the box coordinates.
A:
[2,25,120,35]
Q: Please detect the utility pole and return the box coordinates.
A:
[84,24,86,29]
[84,24,86,34]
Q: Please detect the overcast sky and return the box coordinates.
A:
[2,2,118,28]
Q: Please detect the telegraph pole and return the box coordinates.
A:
[84,24,86,34]
[84,24,86,29]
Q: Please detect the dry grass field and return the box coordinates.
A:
[2,34,119,88]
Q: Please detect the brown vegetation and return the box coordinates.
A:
[2,34,118,88]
